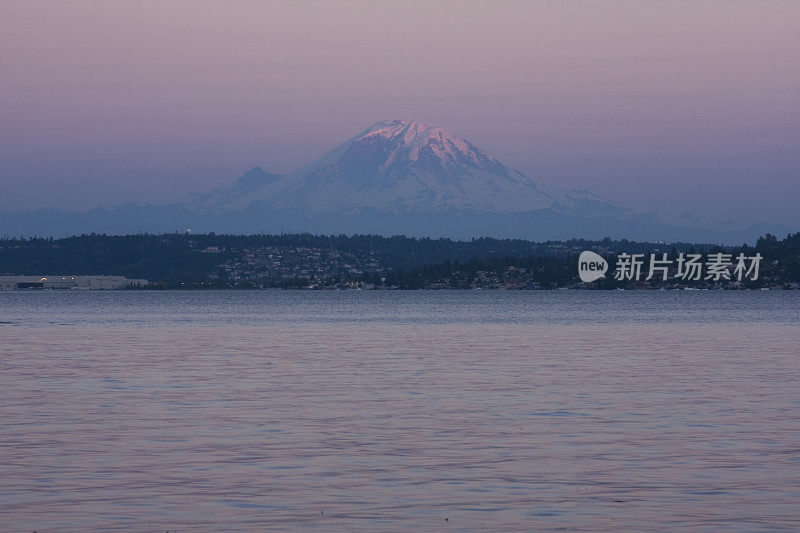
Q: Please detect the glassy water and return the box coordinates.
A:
[1,291,799,531]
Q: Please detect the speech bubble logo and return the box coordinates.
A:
[578,251,608,282]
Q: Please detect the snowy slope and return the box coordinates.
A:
[200,120,559,214]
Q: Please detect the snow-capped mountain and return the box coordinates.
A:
[280,119,557,214]
[1,120,785,242]
[193,119,627,216]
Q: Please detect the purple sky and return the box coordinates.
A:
[2,1,799,227]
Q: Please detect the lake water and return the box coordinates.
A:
[1,291,799,531]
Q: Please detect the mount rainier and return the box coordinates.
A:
[0,120,784,242]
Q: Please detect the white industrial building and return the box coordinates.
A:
[0,275,149,290]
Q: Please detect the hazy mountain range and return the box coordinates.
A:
[1,120,788,242]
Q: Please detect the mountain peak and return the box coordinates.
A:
[358,119,481,164]
[364,119,441,139]
[190,167,285,211]
[236,167,283,186]
[194,119,554,214]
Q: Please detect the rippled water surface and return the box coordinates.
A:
[1,291,799,531]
